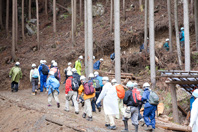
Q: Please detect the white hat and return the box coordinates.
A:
[102,76,109,81]
[126,81,134,88]
[67,70,72,76]
[72,68,77,72]
[147,37,149,40]
[80,75,86,80]
[192,89,198,98]
[166,38,169,42]
[67,66,72,71]
[181,27,184,30]
[68,62,72,66]
[49,71,54,75]
[15,62,20,66]
[93,56,95,60]
[133,82,138,88]
[143,82,150,87]
[40,60,43,64]
[100,58,104,61]
[79,55,83,59]
[94,71,99,76]
[43,60,47,64]
[89,73,94,78]
[51,60,55,63]
[32,63,36,67]
[111,79,117,83]
[53,62,57,67]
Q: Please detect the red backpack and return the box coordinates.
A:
[132,88,142,106]
[83,82,95,95]
[116,85,125,99]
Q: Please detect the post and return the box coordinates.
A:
[144,0,148,50]
[114,0,121,84]
[167,0,173,52]
[84,0,88,77]
[53,0,56,33]
[170,84,179,123]
[36,0,40,50]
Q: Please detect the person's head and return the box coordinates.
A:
[72,68,77,73]
[133,82,138,88]
[143,82,150,90]
[102,77,109,85]
[32,63,36,69]
[166,38,169,42]
[100,58,104,63]
[80,75,86,83]
[15,62,20,67]
[94,71,99,77]
[93,56,95,60]
[79,55,83,60]
[88,73,94,79]
[181,27,184,31]
[53,62,57,67]
[192,89,198,98]
[68,62,72,66]
[147,37,149,43]
[49,71,54,76]
[51,60,55,64]
[111,79,117,85]
[126,81,134,90]
[67,70,73,76]
[43,60,47,64]
[40,60,43,64]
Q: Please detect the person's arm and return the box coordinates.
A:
[123,91,129,105]
[77,85,83,101]
[189,100,198,128]
[65,79,71,94]
[141,91,148,102]
[96,85,107,104]
[9,67,13,77]
[30,70,32,82]
[46,78,50,91]
[19,68,22,79]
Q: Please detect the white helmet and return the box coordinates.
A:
[32,63,36,67]
[72,68,77,72]
[133,82,138,88]
[102,76,109,81]
[40,60,43,64]
[100,58,104,61]
[79,55,83,59]
[49,71,54,75]
[166,38,169,42]
[111,79,117,83]
[80,75,86,80]
[192,89,198,98]
[147,37,149,40]
[67,66,72,71]
[143,82,150,88]
[93,56,95,60]
[126,81,134,88]
[68,62,72,66]
[89,73,94,78]
[67,71,72,76]
[51,60,55,64]
[15,62,20,66]
[94,71,99,76]
[43,60,47,64]
[181,27,184,30]
[53,62,57,67]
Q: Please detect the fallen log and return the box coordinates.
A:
[177,103,187,116]
[105,72,133,76]
[56,3,69,12]
[45,117,63,126]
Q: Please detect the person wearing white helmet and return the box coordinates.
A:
[72,68,81,86]
[140,37,149,53]
[93,58,104,70]
[141,82,157,131]
[63,63,72,84]
[93,56,95,60]
[50,62,61,82]
[96,77,119,130]
[75,55,83,75]
[46,71,60,108]
[180,27,185,47]
[50,60,55,69]
[30,63,40,95]
[65,70,79,114]
[77,75,95,121]
[188,89,198,132]
[9,62,22,92]
[163,38,170,51]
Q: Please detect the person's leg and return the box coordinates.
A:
[54,90,60,108]
[40,75,44,92]
[91,98,96,112]
[11,81,14,92]
[35,78,38,92]
[15,82,19,92]
[150,105,157,129]
[131,107,139,132]
[143,107,152,127]
[72,91,79,113]
[32,78,36,93]
[105,114,110,126]
[86,98,92,117]
[48,93,52,106]
[138,103,143,120]
[108,115,115,126]
[65,92,70,111]
[116,98,123,119]
[43,75,47,91]
[83,99,88,118]
[122,116,129,131]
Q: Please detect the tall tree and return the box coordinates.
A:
[29,0,31,20]
[191,0,194,17]
[6,0,9,35]
[195,0,198,50]
[110,0,113,33]
[123,0,126,20]
[87,0,93,75]
[149,0,156,88]
[114,0,121,84]
[167,0,173,52]
[15,0,18,50]
[139,0,143,12]
[36,0,40,50]
[144,0,148,51]
[0,0,3,29]
[71,0,75,46]
[22,0,25,40]
[74,0,77,33]
[84,0,88,76]
[183,0,190,71]
[174,0,182,67]
[80,0,82,22]
[12,0,16,60]
[53,0,56,33]
[45,0,48,18]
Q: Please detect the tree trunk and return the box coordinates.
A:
[53,0,56,33]
[123,0,126,20]
[110,0,113,33]
[167,0,173,52]
[12,0,16,61]
[74,0,77,33]
[191,0,194,17]
[149,0,156,89]
[174,0,182,67]
[6,0,9,35]
[114,0,121,84]
[106,0,109,6]
[45,0,48,18]
[139,0,143,12]
[144,0,148,51]
[29,0,31,20]
[195,0,198,51]
[22,0,25,41]
[87,0,93,75]
[0,0,3,29]
[84,0,88,77]
[80,0,82,22]
[15,0,18,50]
[183,0,190,71]
[71,0,75,46]
[36,0,40,50]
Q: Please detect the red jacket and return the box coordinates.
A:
[65,76,73,94]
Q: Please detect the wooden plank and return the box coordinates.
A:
[170,84,179,123]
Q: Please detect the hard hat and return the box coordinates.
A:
[93,56,95,60]
[88,73,94,78]
[192,89,198,98]
[100,58,104,61]
[111,79,117,83]
[72,68,77,72]
[147,37,149,40]
[67,66,71,71]
[43,60,47,64]
[143,82,150,87]
[79,55,83,59]
[80,75,86,80]
[51,60,55,64]
[49,71,54,75]
[32,63,36,67]
[166,38,169,42]
[53,62,57,67]
[15,62,20,66]
[126,81,134,88]
[94,71,99,76]
[40,60,43,64]
[133,82,138,88]
[68,62,72,66]
[181,27,184,30]
[67,70,72,76]
[102,76,109,81]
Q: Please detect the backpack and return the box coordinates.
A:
[71,78,79,91]
[93,79,101,91]
[41,65,48,75]
[115,85,125,99]
[110,53,115,60]
[32,69,39,78]
[179,32,183,40]
[83,82,95,95]
[54,68,59,80]
[149,90,159,105]
[132,88,142,106]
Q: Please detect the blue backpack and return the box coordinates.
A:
[32,69,39,78]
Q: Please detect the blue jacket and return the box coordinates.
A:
[141,88,152,108]
[38,64,49,76]
[93,60,101,70]
[110,53,115,60]
[163,42,169,51]
[95,75,103,87]
[140,44,149,53]
[180,30,185,42]
[46,75,60,95]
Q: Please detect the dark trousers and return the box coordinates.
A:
[138,103,143,120]
[91,91,101,112]
[32,78,38,92]
[11,81,18,92]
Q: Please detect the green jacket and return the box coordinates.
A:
[75,60,82,75]
[9,66,22,83]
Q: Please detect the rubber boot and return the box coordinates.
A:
[135,125,138,132]
[121,120,128,132]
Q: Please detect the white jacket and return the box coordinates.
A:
[96,82,119,115]
[29,68,40,82]
[189,98,198,132]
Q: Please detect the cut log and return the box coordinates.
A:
[45,117,63,126]
[177,103,187,116]
[156,122,190,132]
[106,72,133,76]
